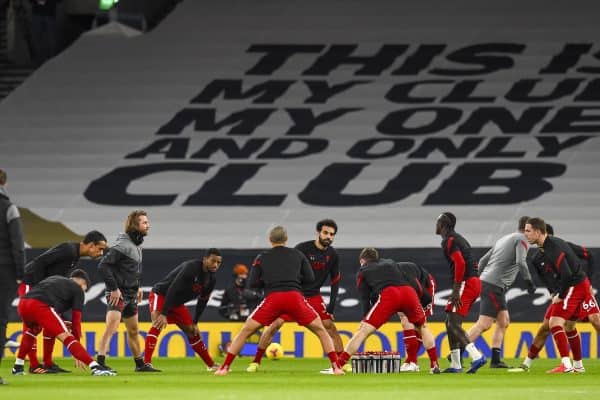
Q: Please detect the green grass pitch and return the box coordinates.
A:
[2,357,599,399]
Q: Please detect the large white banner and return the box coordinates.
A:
[1,0,600,247]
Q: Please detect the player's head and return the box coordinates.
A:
[0,169,6,187]
[80,230,108,259]
[70,268,91,292]
[269,226,288,246]
[359,247,379,266]
[518,216,530,232]
[125,210,149,236]
[203,248,223,273]
[524,217,547,246]
[316,218,337,248]
[436,212,456,235]
[233,263,249,286]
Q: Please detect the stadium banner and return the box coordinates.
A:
[5,322,600,360]
[11,248,599,324]
[2,2,600,250]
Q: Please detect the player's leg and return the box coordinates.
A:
[399,313,420,371]
[548,315,572,372]
[16,283,41,369]
[489,310,510,367]
[322,319,344,354]
[12,327,42,375]
[305,317,342,374]
[123,312,145,371]
[247,317,284,372]
[216,318,264,375]
[142,309,163,366]
[54,331,116,376]
[565,320,584,372]
[180,320,217,370]
[41,330,65,372]
[467,315,494,344]
[444,315,462,372]
[418,323,440,373]
[97,309,121,370]
[446,312,485,373]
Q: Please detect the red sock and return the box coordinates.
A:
[528,344,541,359]
[22,322,40,367]
[337,351,350,368]
[427,347,439,368]
[222,352,236,368]
[551,326,570,358]
[327,351,338,364]
[190,335,214,367]
[566,329,582,361]
[63,335,93,365]
[403,329,419,363]
[43,335,56,366]
[253,347,266,364]
[18,330,37,362]
[144,326,161,364]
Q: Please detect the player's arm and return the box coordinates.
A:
[478,248,492,271]
[98,248,121,292]
[70,288,85,341]
[326,253,341,315]
[299,252,315,285]
[554,251,574,300]
[248,255,264,288]
[516,239,535,293]
[356,271,371,317]
[6,204,25,282]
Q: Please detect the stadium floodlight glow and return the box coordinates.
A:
[99,0,119,11]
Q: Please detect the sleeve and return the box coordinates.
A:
[478,248,493,272]
[326,253,341,314]
[515,239,533,282]
[71,310,82,341]
[300,252,315,285]
[98,248,121,291]
[6,205,25,280]
[162,264,196,316]
[445,236,466,283]
[248,254,264,288]
[26,245,66,285]
[356,271,372,317]
[193,277,215,324]
[554,250,575,298]
[527,250,556,294]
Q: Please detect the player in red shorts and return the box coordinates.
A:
[215,226,342,376]
[397,262,440,373]
[141,248,223,371]
[436,212,486,373]
[332,248,428,372]
[12,270,115,376]
[523,217,600,373]
[246,219,347,372]
[15,231,107,374]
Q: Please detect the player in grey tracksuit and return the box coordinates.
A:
[466,216,536,368]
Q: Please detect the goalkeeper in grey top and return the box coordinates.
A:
[466,216,536,368]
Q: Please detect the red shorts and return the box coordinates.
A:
[445,277,481,317]
[280,294,330,322]
[425,274,436,317]
[249,291,318,327]
[549,278,599,321]
[17,298,71,337]
[148,291,193,326]
[364,285,425,329]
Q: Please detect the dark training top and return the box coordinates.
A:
[98,233,142,296]
[441,230,479,283]
[295,240,341,314]
[539,235,586,298]
[24,275,85,314]
[356,258,412,316]
[23,242,80,285]
[153,259,216,323]
[249,246,315,295]
[397,261,433,308]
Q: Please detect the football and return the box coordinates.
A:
[266,342,284,360]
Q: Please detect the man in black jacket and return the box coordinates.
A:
[0,169,25,385]
[96,210,149,372]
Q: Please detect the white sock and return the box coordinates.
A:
[573,359,583,369]
[561,357,573,369]
[465,343,482,361]
[523,357,533,367]
[450,349,462,368]
[15,358,25,366]
[89,361,100,368]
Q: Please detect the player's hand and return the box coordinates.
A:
[154,314,168,330]
[64,320,73,333]
[137,288,143,303]
[450,282,462,309]
[551,294,562,304]
[525,280,537,296]
[74,359,87,371]
[108,289,122,306]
